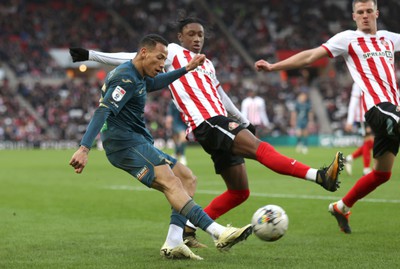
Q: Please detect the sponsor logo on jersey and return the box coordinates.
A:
[112,86,126,102]
[136,166,149,181]
[228,122,239,131]
[363,50,393,60]
[122,79,133,84]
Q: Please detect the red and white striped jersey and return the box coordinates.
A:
[322,30,400,111]
[165,43,227,134]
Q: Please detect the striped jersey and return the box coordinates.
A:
[322,30,400,111]
[166,43,227,134]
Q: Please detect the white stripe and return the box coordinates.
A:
[376,105,400,123]
[205,119,236,140]
[105,185,400,204]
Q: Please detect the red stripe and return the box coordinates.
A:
[379,37,398,105]
[353,37,381,104]
[370,37,394,103]
[183,50,224,115]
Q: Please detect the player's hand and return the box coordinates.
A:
[69,146,90,173]
[254,59,273,72]
[185,54,206,71]
[69,48,89,62]
[344,123,353,133]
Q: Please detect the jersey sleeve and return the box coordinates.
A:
[322,31,351,58]
[89,50,137,66]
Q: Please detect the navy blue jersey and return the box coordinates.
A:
[295,101,311,129]
[79,59,186,152]
[100,61,153,153]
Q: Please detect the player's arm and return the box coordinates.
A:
[69,105,111,173]
[345,86,360,132]
[255,46,328,72]
[69,47,135,66]
[147,54,205,92]
[217,85,256,134]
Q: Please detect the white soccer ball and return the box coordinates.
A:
[251,204,289,242]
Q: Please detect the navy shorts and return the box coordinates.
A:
[106,143,177,187]
[364,102,400,158]
[193,115,245,174]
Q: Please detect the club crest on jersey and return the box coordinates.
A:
[380,40,389,47]
[228,122,240,131]
[112,86,126,102]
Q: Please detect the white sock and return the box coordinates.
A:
[205,222,225,240]
[165,224,183,247]
[346,155,353,162]
[305,168,318,182]
[336,200,350,214]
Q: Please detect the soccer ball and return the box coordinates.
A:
[251,204,289,242]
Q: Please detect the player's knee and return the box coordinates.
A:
[228,189,250,205]
[373,170,391,184]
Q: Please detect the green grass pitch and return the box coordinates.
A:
[1,146,400,268]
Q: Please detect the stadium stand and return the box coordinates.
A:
[1,0,400,147]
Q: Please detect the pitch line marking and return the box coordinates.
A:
[106,185,400,204]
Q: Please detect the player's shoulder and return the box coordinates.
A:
[377,30,400,39]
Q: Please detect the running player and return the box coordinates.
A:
[255,0,399,234]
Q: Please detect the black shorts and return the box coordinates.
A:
[364,102,400,157]
[193,115,245,174]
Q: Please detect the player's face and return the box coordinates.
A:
[352,0,378,34]
[142,42,168,77]
[178,23,204,53]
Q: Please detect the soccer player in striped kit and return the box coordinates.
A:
[256,0,400,234]
[70,16,343,250]
[344,82,374,176]
[240,89,271,137]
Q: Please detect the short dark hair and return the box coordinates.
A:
[173,9,209,35]
[139,34,168,49]
[352,0,377,11]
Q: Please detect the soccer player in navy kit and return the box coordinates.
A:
[69,34,252,260]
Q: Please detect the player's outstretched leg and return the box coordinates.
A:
[160,242,203,260]
[316,152,344,192]
[214,224,253,251]
[328,202,352,234]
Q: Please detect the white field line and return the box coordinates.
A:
[106,185,400,204]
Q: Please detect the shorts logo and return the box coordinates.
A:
[136,166,149,181]
[112,86,126,102]
[396,106,400,112]
[228,122,239,131]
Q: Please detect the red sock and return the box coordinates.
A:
[343,170,391,207]
[255,142,309,179]
[352,145,363,159]
[362,140,373,168]
[203,189,250,220]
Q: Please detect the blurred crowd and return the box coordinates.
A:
[1,0,400,145]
